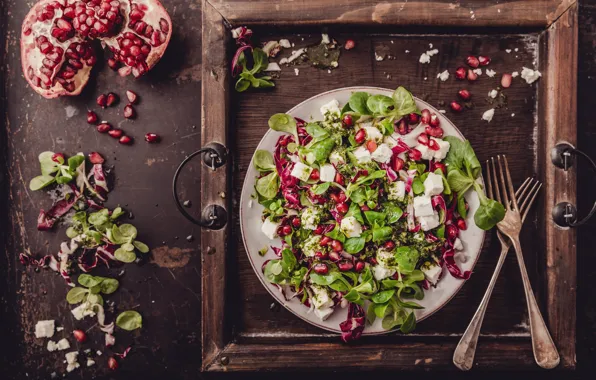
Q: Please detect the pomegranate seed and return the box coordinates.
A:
[354,261,365,272]
[450,101,463,112]
[73,330,87,343]
[106,92,119,107]
[366,140,377,152]
[428,139,440,151]
[330,240,343,252]
[119,135,133,145]
[457,218,467,231]
[407,113,420,125]
[417,133,429,145]
[88,152,104,164]
[51,153,65,164]
[336,202,349,214]
[354,129,366,144]
[392,157,405,172]
[338,261,354,271]
[455,67,466,80]
[478,55,491,66]
[409,148,422,161]
[315,251,329,260]
[329,193,340,203]
[310,169,320,181]
[467,69,478,81]
[344,39,355,50]
[313,263,329,274]
[360,204,370,211]
[126,90,138,104]
[108,128,123,138]
[328,252,341,262]
[96,122,111,133]
[96,94,107,108]
[123,104,136,119]
[292,217,301,228]
[314,225,325,235]
[338,192,347,202]
[466,55,479,68]
[434,162,446,174]
[145,133,160,143]
[447,224,459,241]
[395,118,409,135]
[342,114,353,127]
[108,357,118,370]
[457,89,471,101]
[369,257,379,265]
[107,58,118,70]
[425,125,444,138]
[501,73,512,88]
[384,241,396,250]
[282,225,292,235]
[334,172,345,185]
[320,236,331,246]
[420,109,431,124]
[429,114,440,128]
[87,111,98,124]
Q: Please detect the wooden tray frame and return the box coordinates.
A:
[200,0,577,371]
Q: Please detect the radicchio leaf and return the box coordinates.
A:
[114,347,132,359]
[380,163,398,182]
[92,163,109,193]
[340,303,365,342]
[443,249,471,280]
[37,196,77,231]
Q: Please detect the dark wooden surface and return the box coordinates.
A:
[1,0,596,378]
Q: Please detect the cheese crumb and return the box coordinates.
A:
[375,52,385,61]
[87,359,95,367]
[405,49,410,53]
[279,39,291,48]
[35,320,55,338]
[429,43,433,49]
[485,69,496,77]
[488,89,498,98]
[506,49,512,53]
[512,71,519,77]
[514,48,519,52]
[482,108,495,122]
[439,110,446,114]
[419,48,438,64]
[321,34,330,44]
[294,68,299,76]
[520,67,541,84]
[264,62,281,72]
[436,70,449,81]
[511,113,515,117]
[473,68,482,75]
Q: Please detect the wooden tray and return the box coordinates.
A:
[200,0,577,371]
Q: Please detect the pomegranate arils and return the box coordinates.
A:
[417,133,429,145]
[97,122,111,133]
[457,218,467,231]
[73,329,87,343]
[106,92,119,107]
[455,67,466,80]
[466,55,479,68]
[409,148,422,161]
[119,135,133,145]
[429,113,441,128]
[478,55,490,66]
[313,263,329,275]
[467,69,478,81]
[354,261,365,272]
[338,261,354,272]
[395,119,409,135]
[354,129,366,144]
[428,139,440,151]
[126,90,138,104]
[107,58,119,70]
[87,110,98,124]
[123,104,136,119]
[51,152,65,164]
[501,73,512,88]
[88,152,104,164]
[450,101,463,113]
[407,113,420,125]
[108,128,123,138]
[108,357,118,370]
[97,94,108,108]
[145,133,160,143]
[457,89,471,101]
[342,114,353,127]
[425,125,444,138]
[344,39,355,50]
[420,109,431,124]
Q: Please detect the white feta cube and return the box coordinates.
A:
[35,320,55,338]
[353,146,371,163]
[302,235,322,257]
[47,340,58,352]
[320,99,340,118]
[387,181,406,201]
[310,285,335,309]
[57,338,70,351]
[329,150,345,166]
[415,144,435,160]
[314,307,334,321]
[319,164,336,182]
[424,172,444,196]
[290,162,313,182]
[372,265,396,281]
[65,351,80,372]
[413,196,434,217]
[340,216,362,238]
[86,359,96,367]
[418,211,440,231]
[261,218,280,240]
[301,207,320,230]
[521,67,541,84]
[432,138,450,160]
[371,143,393,164]
[422,264,443,285]
[279,39,291,48]
[376,248,396,268]
[482,108,495,123]
[453,237,464,251]
[362,125,384,142]
[71,302,96,320]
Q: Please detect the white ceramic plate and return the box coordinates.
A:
[240,86,485,334]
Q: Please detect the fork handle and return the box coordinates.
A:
[453,243,510,371]
[511,238,560,369]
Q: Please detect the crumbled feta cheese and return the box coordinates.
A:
[262,41,281,57]
[482,108,495,123]
[428,49,439,56]
[387,181,406,201]
[35,320,55,338]
[437,70,449,81]
[424,172,444,196]
[56,327,64,332]
[413,196,434,217]
[453,238,464,251]
[319,164,336,182]
[261,218,280,240]
[314,307,334,321]
[47,340,58,352]
[290,162,313,182]
[514,48,519,52]
[279,39,291,48]
[294,68,300,76]
[512,71,519,78]
[362,124,383,142]
[375,52,384,61]
[71,302,96,320]
[264,62,281,72]
[65,351,80,373]
[429,43,433,49]
[505,49,512,53]
[96,350,102,356]
[439,110,446,114]
[405,49,410,53]
[422,264,442,285]
[473,68,482,75]
[320,99,341,118]
[432,138,450,160]
[418,211,440,231]
[371,143,393,164]
[302,235,322,257]
[488,89,498,98]
[280,48,306,65]
[329,150,345,166]
[321,34,330,44]
[57,339,70,350]
[301,207,321,230]
[340,216,362,238]
[372,265,396,281]
[330,61,338,68]
[520,67,541,84]
[419,53,431,64]
[486,69,496,77]
[511,113,515,117]
[87,359,95,367]
[353,146,372,163]
[415,144,435,160]
[376,248,395,268]
[310,285,334,309]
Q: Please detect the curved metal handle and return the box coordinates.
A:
[551,143,596,227]
[172,144,228,230]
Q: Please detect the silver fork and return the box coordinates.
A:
[491,156,559,369]
[453,175,541,371]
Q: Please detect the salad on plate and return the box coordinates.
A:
[251,86,504,341]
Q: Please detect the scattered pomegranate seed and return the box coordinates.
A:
[420,109,431,124]
[417,133,430,145]
[467,69,478,81]
[450,101,463,112]
[425,125,444,138]
[145,133,160,143]
[409,148,422,161]
[107,58,119,70]
[328,251,341,261]
[455,67,467,80]
[336,202,349,214]
[126,90,139,104]
[354,129,366,144]
[457,218,467,230]
[329,193,340,203]
[446,224,459,240]
[73,330,87,343]
[314,225,325,235]
[334,172,345,185]
[123,104,136,119]
[457,89,471,101]
[501,73,512,88]
[313,263,329,274]
[429,113,441,128]
[342,114,353,127]
[354,261,365,272]
[366,140,377,152]
[434,162,447,174]
[315,251,329,260]
[96,122,111,133]
[395,118,409,135]
[108,357,118,370]
[292,217,301,228]
[384,241,396,250]
[330,240,343,252]
[51,153,65,164]
[96,94,107,108]
[88,152,104,164]
[310,168,320,181]
[119,135,133,145]
[108,128,123,138]
[407,113,420,125]
[282,225,292,236]
[392,157,405,172]
[344,39,355,50]
[369,257,379,265]
[466,55,479,68]
[338,192,347,202]
[428,139,440,151]
[478,55,491,66]
[106,92,119,107]
[338,261,354,272]
[87,111,98,124]
[320,236,331,246]
[360,204,370,211]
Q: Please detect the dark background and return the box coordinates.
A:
[0,0,594,379]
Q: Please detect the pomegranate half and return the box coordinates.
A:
[21,0,172,99]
